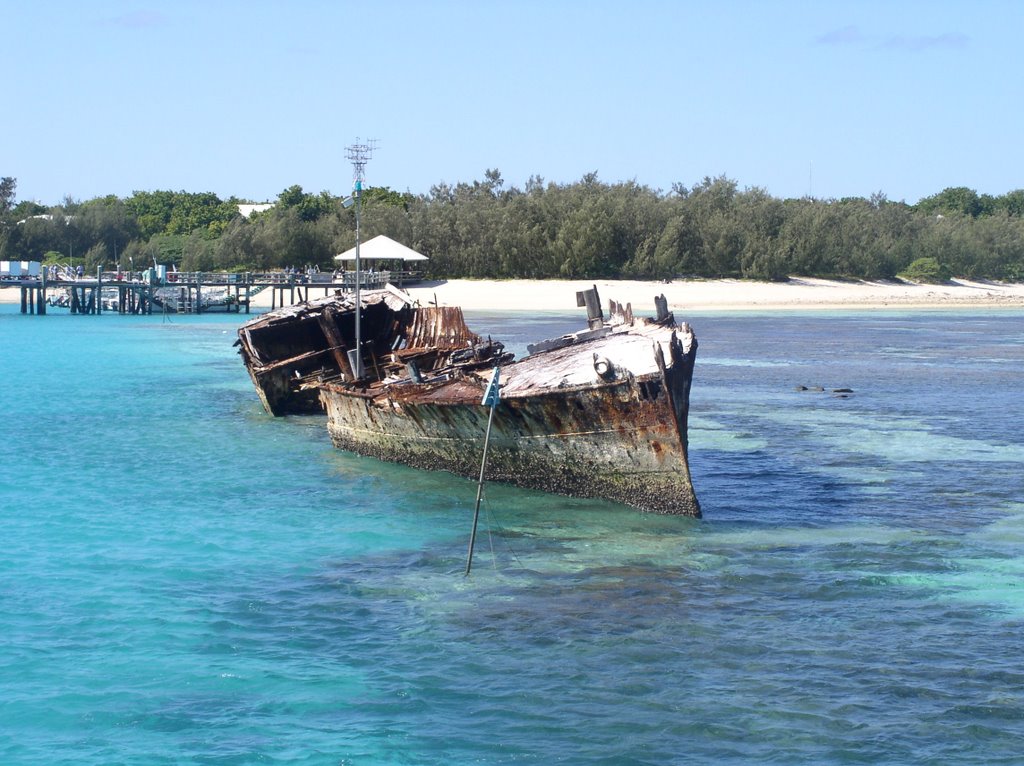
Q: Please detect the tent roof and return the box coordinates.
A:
[333,235,428,261]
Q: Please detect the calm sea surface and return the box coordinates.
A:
[1,302,1023,765]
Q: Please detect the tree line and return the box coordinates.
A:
[3,172,1024,283]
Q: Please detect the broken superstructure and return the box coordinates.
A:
[235,286,510,416]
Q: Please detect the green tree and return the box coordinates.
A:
[179,230,218,271]
[11,200,46,220]
[125,190,177,239]
[994,190,1024,217]
[0,176,15,259]
[82,242,110,272]
[0,176,15,216]
[916,187,983,218]
[166,192,235,235]
[78,196,140,266]
[646,209,705,277]
[900,256,950,283]
[556,199,618,277]
[125,190,237,238]
[146,234,187,267]
[736,187,787,280]
[276,185,335,222]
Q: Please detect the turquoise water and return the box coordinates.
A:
[2,304,1023,764]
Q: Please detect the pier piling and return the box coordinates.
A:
[3,269,406,317]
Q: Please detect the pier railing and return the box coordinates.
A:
[3,268,424,316]
[10,269,422,287]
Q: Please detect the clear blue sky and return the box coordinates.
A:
[4,0,1021,206]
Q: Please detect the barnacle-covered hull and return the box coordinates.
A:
[319,293,700,516]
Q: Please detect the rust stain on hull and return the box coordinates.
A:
[322,370,698,515]
[239,284,700,515]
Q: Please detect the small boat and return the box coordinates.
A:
[151,285,236,312]
[236,284,699,515]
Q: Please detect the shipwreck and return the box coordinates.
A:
[236,285,699,516]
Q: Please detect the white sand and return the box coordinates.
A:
[6,277,1024,312]
[399,277,1024,312]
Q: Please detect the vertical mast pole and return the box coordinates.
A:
[354,178,362,379]
[466,367,501,576]
[466,403,496,576]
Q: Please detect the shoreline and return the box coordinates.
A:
[4,276,1023,312]
[244,276,1024,312]
[400,277,1024,313]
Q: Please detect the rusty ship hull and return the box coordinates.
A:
[321,317,699,515]
[238,285,699,516]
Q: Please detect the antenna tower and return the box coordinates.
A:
[345,138,377,193]
[344,138,377,381]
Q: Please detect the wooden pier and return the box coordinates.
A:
[0,269,417,316]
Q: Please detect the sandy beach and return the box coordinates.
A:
[266,276,1024,312]
[399,277,1024,312]
[5,276,1024,312]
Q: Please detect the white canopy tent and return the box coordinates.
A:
[333,235,428,262]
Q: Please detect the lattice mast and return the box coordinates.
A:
[345,139,377,380]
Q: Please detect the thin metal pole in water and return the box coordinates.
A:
[466,366,501,576]
[466,401,497,577]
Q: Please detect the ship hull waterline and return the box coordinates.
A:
[320,335,699,516]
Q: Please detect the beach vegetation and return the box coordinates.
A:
[0,176,16,215]
[82,242,110,272]
[3,173,1024,283]
[899,257,951,283]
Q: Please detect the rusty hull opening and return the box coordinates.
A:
[245,299,512,397]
